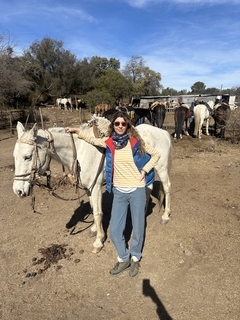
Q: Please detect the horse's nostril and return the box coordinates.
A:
[17,190,26,197]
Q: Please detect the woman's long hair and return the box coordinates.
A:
[107,111,146,154]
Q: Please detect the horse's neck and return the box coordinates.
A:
[208,101,214,109]
[49,127,89,170]
[49,130,72,169]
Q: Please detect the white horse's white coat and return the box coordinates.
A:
[13,122,172,252]
[56,98,72,110]
[193,101,214,139]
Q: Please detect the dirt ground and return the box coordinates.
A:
[0,108,239,320]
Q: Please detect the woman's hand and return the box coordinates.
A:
[65,127,77,133]
[140,170,146,182]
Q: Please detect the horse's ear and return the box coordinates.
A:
[16,121,25,139]
[29,123,38,140]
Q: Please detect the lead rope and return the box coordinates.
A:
[68,133,80,189]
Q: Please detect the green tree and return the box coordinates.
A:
[190,81,206,94]
[122,55,162,97]
[22,37,79,103]
[73,58,97,95]
[232,86,240,96]
[85,89,113,113]
[121,55,146,83]
[96,70,132,100]
[90,56,120,78]
[178,89,188,95]
[205,87,220,94]
[161,87,178,96]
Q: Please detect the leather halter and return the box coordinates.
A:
[13,130,54,182]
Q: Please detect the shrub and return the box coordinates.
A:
[226,108,240,142]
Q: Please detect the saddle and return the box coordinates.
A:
[175,103,190,109]
[149,101,166,110]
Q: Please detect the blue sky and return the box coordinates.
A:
[1,0,240,91]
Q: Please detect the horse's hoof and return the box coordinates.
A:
[89,230,97,238]
[160,219,169,225]
[92,246,103,254]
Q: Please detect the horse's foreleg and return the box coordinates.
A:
[89,186,105,253]
[145,184,153,214]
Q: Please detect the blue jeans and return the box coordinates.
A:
[110,187,146,262]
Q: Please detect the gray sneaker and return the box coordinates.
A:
[129,260,140,277]
[109,260,130,276]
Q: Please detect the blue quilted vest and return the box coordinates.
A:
[105,137,155,193]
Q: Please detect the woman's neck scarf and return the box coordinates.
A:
[112,132,129,150]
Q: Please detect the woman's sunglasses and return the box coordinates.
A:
[114,121,127,127]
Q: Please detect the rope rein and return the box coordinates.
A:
[15,125,106,212]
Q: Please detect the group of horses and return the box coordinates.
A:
[98,99,231,139]
[56,98,86,111]
[101,102,164,128]
[173,100,232,139]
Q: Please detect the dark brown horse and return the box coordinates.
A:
[102,108,118,121]
[212,103,231,138]
[149,102,166,128]
[174,106,190,139]
[103,106,152,126]
[127,106,152,126]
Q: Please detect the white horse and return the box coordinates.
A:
[56,98,72,110]
[193,101,214,139]
[13,121,172,253]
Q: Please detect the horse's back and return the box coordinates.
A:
[103,108,117,121]
[136,124,172,200]
[136,124,171,161]
[194,104,209,117]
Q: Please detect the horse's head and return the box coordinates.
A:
[13,122,53,197]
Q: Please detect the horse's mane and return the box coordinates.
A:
[88,115,111,137]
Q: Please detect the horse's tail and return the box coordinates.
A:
[154,105,166,128]
[176,108,182,139]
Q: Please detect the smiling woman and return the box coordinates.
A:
[65,110,161,277]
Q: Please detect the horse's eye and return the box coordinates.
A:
[24,155,32,161]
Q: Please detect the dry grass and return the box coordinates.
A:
[226,108,240,142]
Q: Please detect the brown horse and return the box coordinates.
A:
[95,103,109,116]
[212,103,231,138]
[174,106,190,139]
